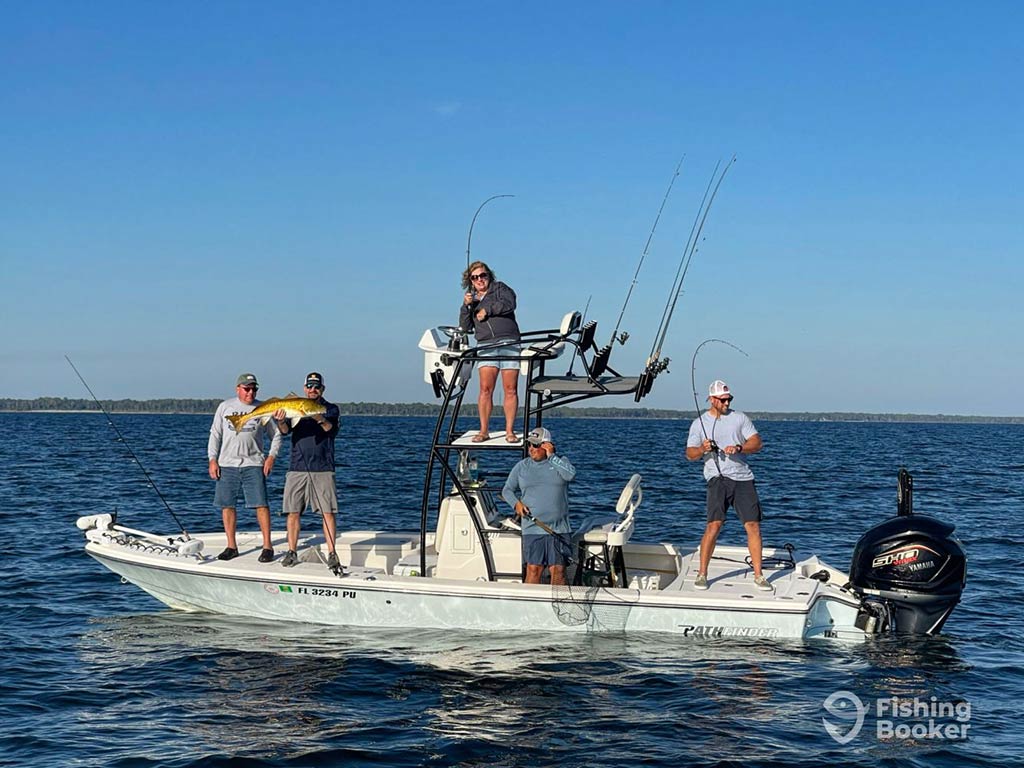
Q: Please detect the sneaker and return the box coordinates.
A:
[217,547,239,561]
[693,573,709,590]
[754,574,774,592]
[326,552,340,570]
[258,548,275,563]
[281,550,298,568]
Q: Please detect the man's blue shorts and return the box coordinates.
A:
[476,344,521,371]
[523,534,571,567]
[214,465,269,509]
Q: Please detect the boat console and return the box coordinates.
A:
[416,311,662,584]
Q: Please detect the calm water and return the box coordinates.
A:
[2,413,1022,767]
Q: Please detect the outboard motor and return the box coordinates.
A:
[849,469,967,635]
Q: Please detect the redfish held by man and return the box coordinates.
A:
[225,395,327,432]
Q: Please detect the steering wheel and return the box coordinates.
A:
[438,325,471,340]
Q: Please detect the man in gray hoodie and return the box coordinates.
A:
[208,372,282,562]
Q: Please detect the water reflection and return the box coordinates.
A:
[75,613,852,764]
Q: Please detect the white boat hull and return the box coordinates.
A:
[84,527,867,641]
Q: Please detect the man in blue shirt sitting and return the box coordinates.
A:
[502,427,577,585]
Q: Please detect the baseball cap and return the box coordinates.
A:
[236,373,259,387]
[527,427,552,445]
[707,380,732,399]
[305,372,324,388]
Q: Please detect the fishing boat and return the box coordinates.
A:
[77,313,967,639]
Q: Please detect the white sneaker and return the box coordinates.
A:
[693,573,709,590]
[753,574,773,592]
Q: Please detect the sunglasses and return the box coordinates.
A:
[714,396,733,403]
[240,385,258,392]
[305,384,323,390]
[470,272,490,281]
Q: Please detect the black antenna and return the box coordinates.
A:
[609,155,685,347]
[65,355,190,538]
[466,194,514,269]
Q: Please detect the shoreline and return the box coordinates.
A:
[1,409,1020,424]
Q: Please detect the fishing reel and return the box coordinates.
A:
[648,357,670,375]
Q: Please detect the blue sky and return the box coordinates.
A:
[2,2,1021,415]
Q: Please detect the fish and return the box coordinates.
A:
[225,394,327,432]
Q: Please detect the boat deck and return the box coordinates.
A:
[108,528,843,607]
[662,544,832,602]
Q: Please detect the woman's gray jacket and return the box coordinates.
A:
[459,280,521,342]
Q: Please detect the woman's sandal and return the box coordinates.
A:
[471,433,489,443]
[505,433,518,443]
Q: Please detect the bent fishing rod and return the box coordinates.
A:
[466,194,514,269]
[690,338,748,478]
[607,155,685,349]
[65,355,191,538]
[648,155,737,370]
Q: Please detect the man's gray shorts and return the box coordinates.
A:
[214,466,269,509]
[522,534,571,567]
[706,476,762,523]
[282,470,338,516]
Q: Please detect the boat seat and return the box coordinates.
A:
[572,477,641,589]
[517,311,581,373]
[574,513,618,542]
[574,474,642,548]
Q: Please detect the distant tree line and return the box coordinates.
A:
[1,398,1020,424]
[0,397,224,413]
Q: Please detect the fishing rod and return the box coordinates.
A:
[606,155,686,348]
[466,194,514,269]
[689,338,748,478]
[648,155,737,367]
[65,355,190,538]
[565,294,592,376]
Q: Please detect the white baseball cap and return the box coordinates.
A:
[707,380,733,399]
